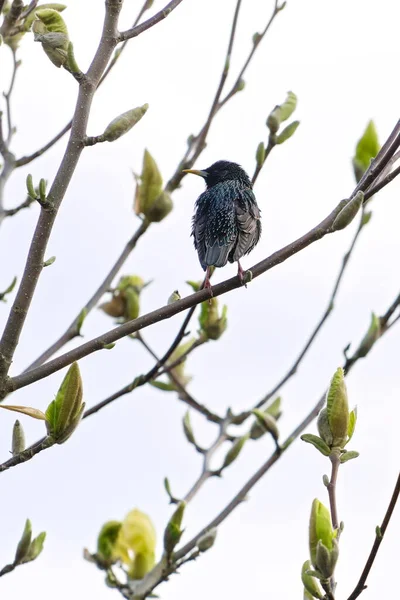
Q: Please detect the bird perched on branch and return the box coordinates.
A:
[183,160,261,290]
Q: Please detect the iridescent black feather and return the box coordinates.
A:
[191,161,261,272]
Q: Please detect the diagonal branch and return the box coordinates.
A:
[0,0,123,379]
[6,198,348,393]
[118,0,185,42]
[25,220,150,371]
[254,210,366,411]
[346,471,400,600]
[14,0,153,168]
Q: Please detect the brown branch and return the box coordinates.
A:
[25,220,150,372]
[118,0,186,42]
[0,0,123,380]
[0,435,53,473]
[347,471,400,600]
[166,0,283,192]
[4,195,35,217]
[4,198,355,393]
[14,0,152,168]
[83,295,222,423]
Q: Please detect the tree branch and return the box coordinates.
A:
[118,0,186,42]
[25,220,150,371]
[0,435,53,473]
[347,471,400,600]
[0,0,123,379]
[253,210,366,411]
[3,198,358,393]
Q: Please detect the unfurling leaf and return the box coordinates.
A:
[163,502,186,556]
[0,275,17,302]
[326,367,349,448]
[97,521,122,564]
[252,409,279,442]
[116,509,156,579]
[301,559,323,599]
[0,405,46,420]
[340,450,359,464]
[135,150,163,218]
[103,104,149,142]
[21,532,46,564]
[301,434,331,457]
[14,519,32,564]
[199,297,228,340]
[279,91,297,121]
[33,9,70,68]
[182,411,196,445]
[309,499,334,569]
[352,120,380,182]
[346,407,357,444]
[45,362,84,443]
[276,120,300,144]
[221,435,249,470]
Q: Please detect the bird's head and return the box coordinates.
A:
[183,160,252,189]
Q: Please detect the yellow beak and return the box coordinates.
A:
[182,169,208,178]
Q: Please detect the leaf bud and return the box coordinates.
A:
[103,104,149,142]
[197,528,217,552]
[326,367,349,448]
[11,419,25,455]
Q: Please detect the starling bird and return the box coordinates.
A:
[183,160,261,290]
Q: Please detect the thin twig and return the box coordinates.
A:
[14,0,153,168]
[347,471,400,600]
[3,48,19,146]
[0,436,53,473]
[25,220,150,372]
[118,0,186,42]
[327,452,341,531]
[83,292,222,423]
[0,0,125,379]
[4,195,35,217]
[166,0,283,192]
[253,211,365,411]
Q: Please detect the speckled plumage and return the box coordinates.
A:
[188,161,261,284]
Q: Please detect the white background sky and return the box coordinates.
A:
[0,0,399,598]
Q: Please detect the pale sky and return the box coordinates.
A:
[0,1,399,599]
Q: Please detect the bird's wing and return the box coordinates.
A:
[231,188,262,262]
[192,186,237,269]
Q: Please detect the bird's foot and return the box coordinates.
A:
[237,262,248,288]
[204,269,214,301]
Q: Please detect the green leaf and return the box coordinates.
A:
[136,149,163,216]
[346,407,357,444]
[279,91,297,122]
[340,450,359,464]
[0,405,46,420]
[353,120,380,182]
[182,411,196,445]
[14,519,32,564]
[45,363,84,443]
[163,477,178,504]
[276,120,300,144]
[221,435,249,469]
[21,532,46,563]
[97,521,122,562]
[150,381,176,392]
[300,434,331,456]
[301,559,323,599]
